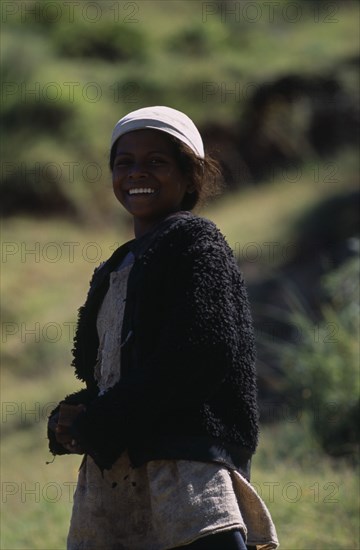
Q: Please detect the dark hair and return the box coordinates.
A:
[109,132,224,211]
[168,136,224,211]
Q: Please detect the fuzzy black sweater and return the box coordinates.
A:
[48,211,259,479]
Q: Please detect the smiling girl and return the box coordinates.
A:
[48,106,278,550]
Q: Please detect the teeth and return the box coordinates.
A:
[128,188,156,195]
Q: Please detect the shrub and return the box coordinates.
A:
[277,256,359,460]
[167,22,228,56]
[53,22,147,62]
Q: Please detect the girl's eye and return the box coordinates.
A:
[149,158,165,165]
[115,159,131,167]
[114,157,168,168]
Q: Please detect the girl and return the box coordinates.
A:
[48,106,278,550]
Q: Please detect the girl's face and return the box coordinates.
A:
[112,129,194,234]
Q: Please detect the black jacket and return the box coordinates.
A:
[48,211,259,479]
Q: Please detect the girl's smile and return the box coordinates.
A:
[112,129,194,238]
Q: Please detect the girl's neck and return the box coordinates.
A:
[133,210,187,239]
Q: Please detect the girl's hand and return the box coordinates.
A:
[55,425,84,454]
[54,404,86,453]
[61,439,84,454]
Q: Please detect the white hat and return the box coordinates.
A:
[110,106,205,158]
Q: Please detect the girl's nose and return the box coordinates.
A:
[128,162,147,179]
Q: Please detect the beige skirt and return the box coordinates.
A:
[67,451,278,550]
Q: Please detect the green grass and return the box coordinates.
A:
[252,457,359,550]
[1,424,80,549]
[204,147,358,270]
